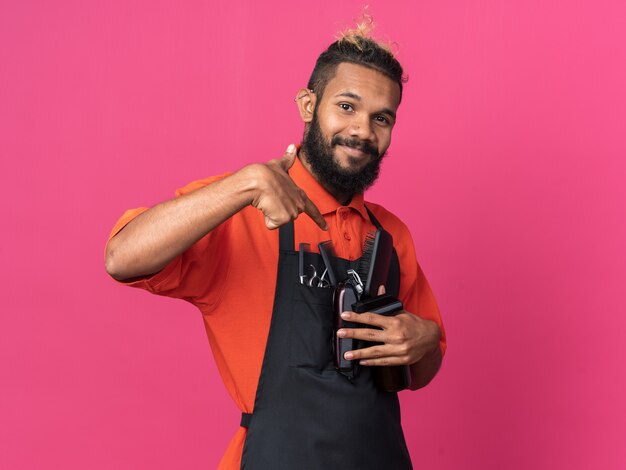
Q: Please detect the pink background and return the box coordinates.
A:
[1,1,625,468]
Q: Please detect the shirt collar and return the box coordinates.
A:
[290,155,368,219]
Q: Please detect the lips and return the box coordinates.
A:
[331,136,379,160]
[338,144,368,158]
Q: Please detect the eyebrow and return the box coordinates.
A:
[335,91,397,120]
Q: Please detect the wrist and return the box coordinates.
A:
[424,319,441,355]
[232,163,266,206]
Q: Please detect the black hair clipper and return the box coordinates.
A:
[332,282,360,380]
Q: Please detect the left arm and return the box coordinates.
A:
[337,310,442,390]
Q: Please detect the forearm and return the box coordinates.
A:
[408,344,442,390]
[105,146,327,281]
[105,165,259,281]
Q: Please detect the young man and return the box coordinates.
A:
[106,29,445,470]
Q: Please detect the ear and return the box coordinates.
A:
[295,88,316,123]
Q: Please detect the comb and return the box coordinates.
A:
[318,240,338,287]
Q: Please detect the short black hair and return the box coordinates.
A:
[307,31,406,102]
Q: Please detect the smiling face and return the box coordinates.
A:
[298,62,402,201]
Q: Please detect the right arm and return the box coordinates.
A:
[105,145,326,281]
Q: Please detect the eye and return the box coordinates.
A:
[374,115,391,126]
[338,103,354,112]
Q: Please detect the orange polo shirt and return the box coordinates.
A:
[107,156,446,469]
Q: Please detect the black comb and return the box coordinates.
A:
[318,240,338,287]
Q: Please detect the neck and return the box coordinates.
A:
[298,152,353,206]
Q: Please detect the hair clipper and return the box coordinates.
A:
[333,281,360,380]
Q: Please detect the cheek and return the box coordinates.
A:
[377,130,393,152]
[321,117,346,138]
[317,108,348,136]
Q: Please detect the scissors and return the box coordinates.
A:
[308,264,330,288]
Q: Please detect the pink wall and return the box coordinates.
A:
[1,1,625,468]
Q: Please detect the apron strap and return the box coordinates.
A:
[279,220,295,251]
[241,412,252,428]
[364,205,382,230]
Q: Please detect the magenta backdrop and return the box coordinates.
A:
[1,1,625,469]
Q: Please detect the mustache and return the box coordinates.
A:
[331,135,379,159]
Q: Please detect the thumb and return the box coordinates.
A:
[280,144,297,170]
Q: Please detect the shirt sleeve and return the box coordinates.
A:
[366,204,447,356]
[105,173,234,311]
[395,225,447,356]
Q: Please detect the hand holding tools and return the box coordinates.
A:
[353,295,411,392]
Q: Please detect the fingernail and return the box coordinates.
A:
[336,329,346,338]
[340,312,350,319]
[286,144,296,154]
[344,352,353,360]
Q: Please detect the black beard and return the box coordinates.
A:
[301,113,386,197]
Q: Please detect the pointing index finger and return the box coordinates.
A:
[303,195,328,231]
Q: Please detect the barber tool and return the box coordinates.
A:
[298,243,311,285]
[346,269,364,297]
[308,264,330,288]
[352,295,403,316]
[332,281,360,379]
[358,229,394,299]
[318,241,338,287]
[355,228,412,392]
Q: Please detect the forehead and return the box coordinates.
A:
[321,62,401,110]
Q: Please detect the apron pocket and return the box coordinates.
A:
[289,283,334,369]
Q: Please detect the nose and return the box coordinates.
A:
[348,113,375,142]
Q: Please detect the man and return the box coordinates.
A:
[106,27,445,470]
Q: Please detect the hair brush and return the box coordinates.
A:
[357,228,394,299]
